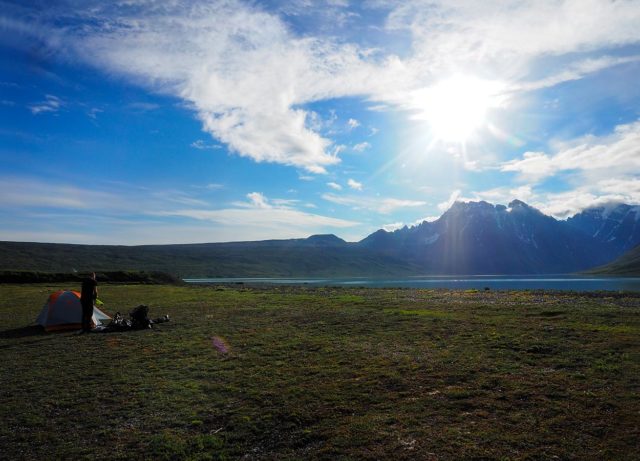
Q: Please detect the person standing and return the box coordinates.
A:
[80,272,98,333]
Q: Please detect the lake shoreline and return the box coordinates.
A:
[184,275,640,292]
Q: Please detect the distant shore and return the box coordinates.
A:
[0,270,182,285]
[184,274,640,292]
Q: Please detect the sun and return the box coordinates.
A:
[413,75,503,143]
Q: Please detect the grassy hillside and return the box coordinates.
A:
[1,284,639,459]
[0,240,419,278]
[588,244,640,275]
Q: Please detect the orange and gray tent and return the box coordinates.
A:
[36,290,110,332]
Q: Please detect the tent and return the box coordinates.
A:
[36,290,111,332]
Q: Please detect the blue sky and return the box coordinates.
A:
[1,0,640,244]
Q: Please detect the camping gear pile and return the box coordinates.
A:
[100,305,170,332]
[36,291,169,333]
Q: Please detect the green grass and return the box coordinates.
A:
[1,285,639,460]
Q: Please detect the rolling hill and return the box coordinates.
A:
[587,244,640,275]
[2,200,639,277]
[0,237,420,278]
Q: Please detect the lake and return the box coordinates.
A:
[184,275,640,291]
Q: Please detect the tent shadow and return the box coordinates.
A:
[0,325,44,339]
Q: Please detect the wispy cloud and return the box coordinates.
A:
[153,193,360,236]
[382,222,404,232]
[526,178,640,219]
[10,1,640,175]
[204,183,224,190]
[322,192,426,214]
[246,192,270,209]
[66,2,373,173]
[87,107,103,119]
[437,190,461,212]
[387,1,640,70]
[460,179,640,219]
[352,142,371,152]
[191,139,222,150]
[0,176,124,210]
[153,190,209,207]
[28,94,62,114]
[513,55,640,93]
[347,118,360,129]
[327,182,342,190]
[347,178,363,190]
[501,120,640,182]
[0,175,360,243]
[127,102,160,112]
[469,185,534,206]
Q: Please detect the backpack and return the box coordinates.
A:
[129,305,151,329]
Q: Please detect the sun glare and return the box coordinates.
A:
[414,75,503,143]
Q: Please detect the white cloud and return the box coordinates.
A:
[470,185,535,205]
[327,182,342,190]
[204,183,224,190]
[514,55,640,93]
[191,139,222,150]
[29,94,62,114]
[8,0,640,175]
[154,206,356,229]
[501,151,555,182]
[272,198,300,207]
[322,193,360,208]
[87,107,103,119]
[377,198,426,214]
[382,222,405,232]
[157,192,209,207]
[153,192,360,238]
[0,175,360,243]
[0,176,126,210]
[383,214,442,230]
[501,120,640,182]
[437,190,461,212]
[322,192,426,214]
[246,192,271,209]
[532,178,640,218]
[347,118,360,129]
[387,1,640,71]
[347,178,363,190]
[127,102,160,112]
[332,144,347,156]
[463,178,640,219]
[352,142,371,152]
[60,2,395,173]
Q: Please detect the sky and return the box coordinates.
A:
[1,0,640,244]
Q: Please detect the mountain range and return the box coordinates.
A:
[1,200,639,277]
[361,200,640,274]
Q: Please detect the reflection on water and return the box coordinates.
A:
[184,275,640,291]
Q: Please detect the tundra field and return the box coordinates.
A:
[1,284,639,460]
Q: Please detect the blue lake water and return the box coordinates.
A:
[184,275,640,291]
